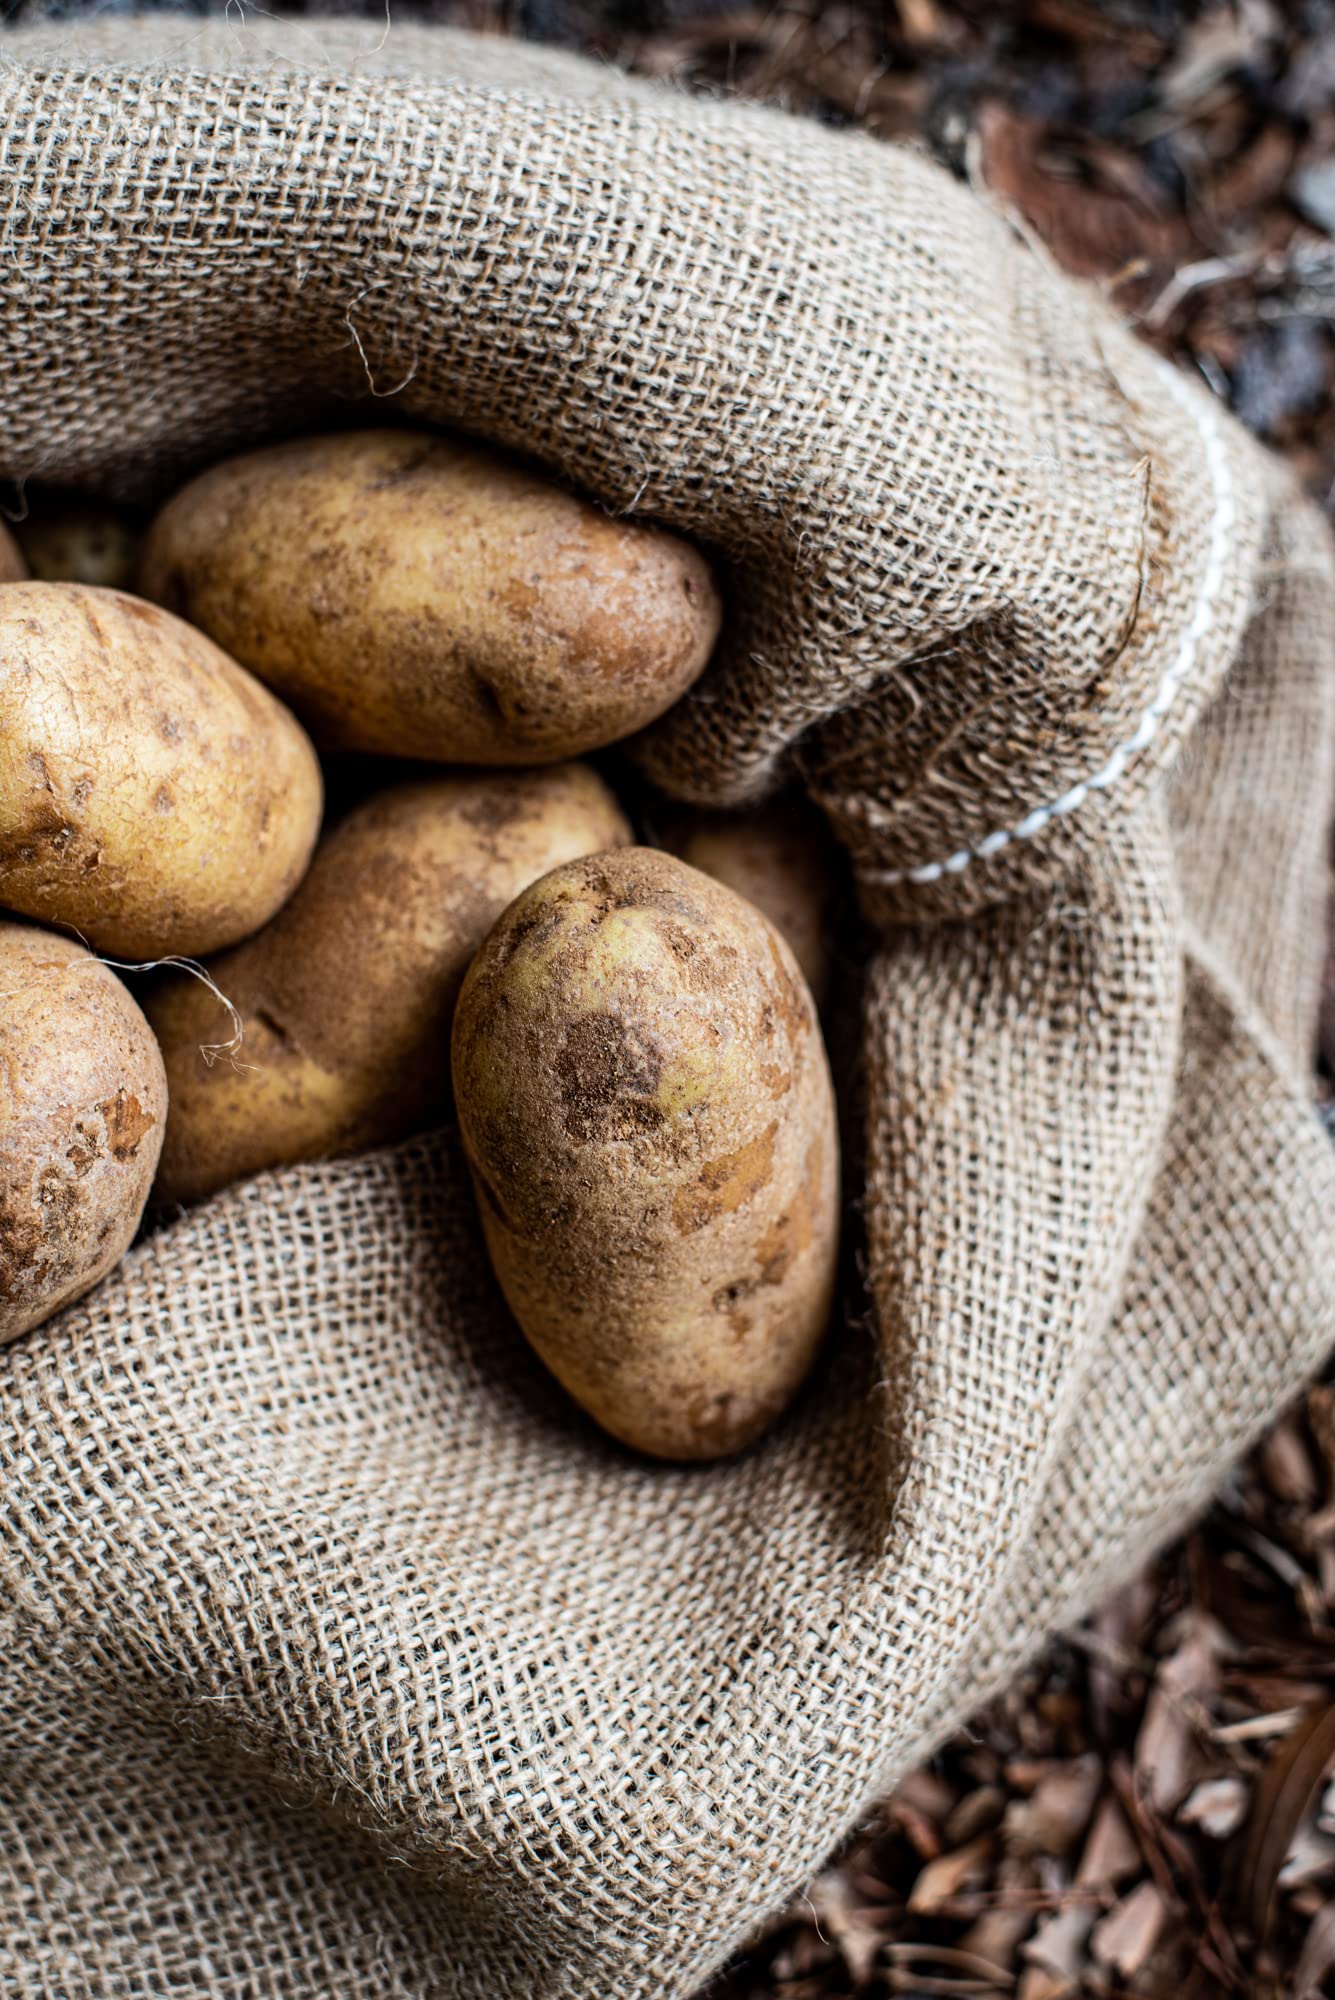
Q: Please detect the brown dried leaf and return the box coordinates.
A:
[1238,1702,1335,1937]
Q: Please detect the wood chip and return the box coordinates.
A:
[1089,1881,1168,1977]
[1075,1794,1142,1889]
[1022,1902,1095,1983]
[805,1869,883,1988]
[907,1835,996,1914]
[1015,1969,1075,2000]
[946,1785,1007,1848]
[959,1857,1043,1973]
[1004,1757,1103,1860]
[1259,1419,1320,1506]
[1276,1822,1335,1893]
[1177,1775,1249,1839]
[894,1766,957,1823]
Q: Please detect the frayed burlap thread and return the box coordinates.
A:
[1,18,1333,1997]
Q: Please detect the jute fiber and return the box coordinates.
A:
[1,18,1333,1995]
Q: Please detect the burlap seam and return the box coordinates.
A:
[873,356,1234,887]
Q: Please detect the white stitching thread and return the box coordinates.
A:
[872,358,1234,888]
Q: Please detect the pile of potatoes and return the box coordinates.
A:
[0,434,840,1460]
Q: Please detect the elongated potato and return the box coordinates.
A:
[138,430,722,763]
[147,764,632,1206]
[658,794,840,1008]
[0,583,322,960]
[0,521,26,583]
[16,493,140,589]
[452,848,840,1461]
[0,921,166,1341]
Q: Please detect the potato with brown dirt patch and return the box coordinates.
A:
[0,582,322,960]
[137,430,722,764]
[0,522,27,583]
[0,921,166,1342]
[452,847,840,1461]
[147,763,632,1206]
[15,493,141,589]
[658,792,841,1010]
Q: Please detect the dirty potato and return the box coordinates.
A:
[16,492,141,589]
[147,764,631,1206]
[0,583,322,960]
[0,521,26,583]
[452,847,839,1461]
[0,921,166,1342]
[137,430,722,763]
[658,793,840,1009]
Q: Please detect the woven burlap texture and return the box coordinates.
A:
[2,17,1334,1997]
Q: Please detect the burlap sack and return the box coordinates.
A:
[2,16,1333,1995]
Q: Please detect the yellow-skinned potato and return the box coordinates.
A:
[0,921,166,1341]
[0,521,26,583]
[452,848,839,1461]
[138,430,722,763]
[16,493,140,589]
[147,764,632,1206]
[0,583,322,960]
[659,794,840,1009]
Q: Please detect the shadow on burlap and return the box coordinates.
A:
[1,18,1333,1995]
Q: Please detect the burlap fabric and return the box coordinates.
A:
[2,16,1333,1995]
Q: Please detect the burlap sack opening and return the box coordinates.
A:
[1,18,1333,1997]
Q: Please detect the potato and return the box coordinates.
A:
[147,764,632,1206]
[15,493,140,589]
[0,921,166,1341]
[658,794,840,1009]
[452,847,839,1460]
[138,430,722,763]
[0,583,322,961]
[0,521,26,583]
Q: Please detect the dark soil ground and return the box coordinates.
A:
[6,2,1335,1993]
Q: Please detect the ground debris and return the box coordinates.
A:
[714,1385,1335,1999]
